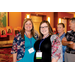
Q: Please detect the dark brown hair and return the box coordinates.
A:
[20,18,35,39]
[57,23,65,28]
[39,20,54,40]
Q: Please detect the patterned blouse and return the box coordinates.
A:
[50,35,63,62]
[65,30,75,51]
[11,33,62,62]
[11,32,38,61]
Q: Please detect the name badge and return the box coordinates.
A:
[28,47,34,54]
[36,52,42,59]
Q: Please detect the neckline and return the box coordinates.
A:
[24,34,32,39]
[42,35,50,40]
[58,32,65,38]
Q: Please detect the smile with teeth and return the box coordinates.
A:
[42,30,46,32]
[26,27,31,29]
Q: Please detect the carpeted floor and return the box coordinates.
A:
[0,48,13,62]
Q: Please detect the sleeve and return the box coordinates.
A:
[51,35,63,61]
[11,36,18,54]
[34,30,39,40]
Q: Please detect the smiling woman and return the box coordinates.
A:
[34,20,63,62]
[40,23,49,38]
[11,18,39,62]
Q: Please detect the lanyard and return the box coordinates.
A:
[39,34,49,51]
[25,32,32,48]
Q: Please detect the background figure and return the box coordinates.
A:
[62,17,75,62]
[15,30,19,35]
[1,30,6,35]
[8,29,11,33]
[57,23,66,62]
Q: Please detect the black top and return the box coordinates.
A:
[34,35,51,62]
[65,30,75,51]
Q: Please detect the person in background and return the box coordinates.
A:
[2,30,6,35]
[11,18,39,62]
[53,28,56,34]
[34,20,63,62]
[62,17,75,62]
[57,23,66,62]
[8,29,11,33]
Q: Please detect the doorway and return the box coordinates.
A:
[31,15,42,34]
[61,18,67,33]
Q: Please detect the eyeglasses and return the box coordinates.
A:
[40,26,48,29]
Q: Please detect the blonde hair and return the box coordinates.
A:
[20,18,35,39]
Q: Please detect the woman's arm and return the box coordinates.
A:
[52,58,58,62]
[51,35,63,62]
[11,36,18,62]
[13,53,17,62]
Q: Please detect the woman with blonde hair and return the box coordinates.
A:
[11,18,38,62]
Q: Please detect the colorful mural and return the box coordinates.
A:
[0,12,8,27]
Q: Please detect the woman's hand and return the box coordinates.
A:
[13,53,17,62]
[52,58,58,62]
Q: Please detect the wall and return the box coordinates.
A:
[0,12,74,42]
[54,12,74,32]
[8,12,54,41]
[9,12,21,40]
[21,12,54,28]
[58,12,74,18]
[0,12,74,41]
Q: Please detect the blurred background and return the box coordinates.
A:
[0,12,75,62]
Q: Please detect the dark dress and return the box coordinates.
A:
[34,35,51,62]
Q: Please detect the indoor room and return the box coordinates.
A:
[0,12,74,62]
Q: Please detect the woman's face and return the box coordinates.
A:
[40,23,49,35]
[25,20,32,32]
[2,30,5,35]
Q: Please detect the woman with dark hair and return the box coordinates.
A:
[34,20,63,62]
[2,30,6,35]
[11,18,39,62]
[8,29,11,33]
